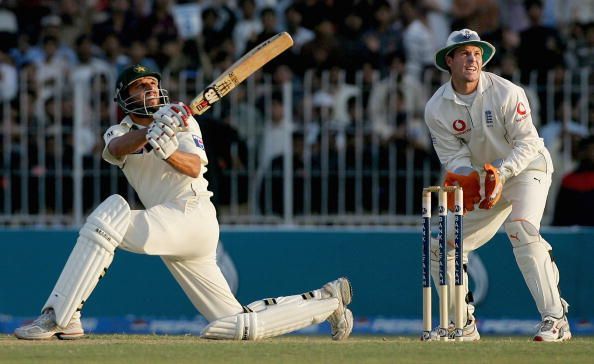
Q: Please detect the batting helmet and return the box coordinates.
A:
[114,64,169,117]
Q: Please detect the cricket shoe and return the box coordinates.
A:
[533,315,571,342]
[426,317,480,341]
[449,317,480,341]
[323,277,353,340]
[14,309,84,340]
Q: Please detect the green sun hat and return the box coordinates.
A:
[434,29,496,72]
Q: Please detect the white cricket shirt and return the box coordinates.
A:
[102,115,211,209]
[424,71,552,177]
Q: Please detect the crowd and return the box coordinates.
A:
[0,0,592,225]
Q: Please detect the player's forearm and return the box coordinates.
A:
[108,129,149,157]
[166,151,201,178]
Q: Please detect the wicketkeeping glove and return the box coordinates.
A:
[152,102,192,133]
[146,122,179,160]
[443,168,481,213]
[479,163,506,209]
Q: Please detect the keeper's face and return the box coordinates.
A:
[128,76,160,107]
[446,45,483,83]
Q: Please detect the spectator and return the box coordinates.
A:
[0,3,18,52]
[401,1,434,81]
[300,19,343,74]
[58,0,91,49]
[91,0,140,47]
[128,40,159,73]
[233,0,262,57]
[423,0,453,50]
[258,93,292,169]
[100,33,130,75]
[552,136,594,226]
[39,15,78,67]
[200,5,236,59]
[138,0,179,45]
[9,32,44,69]
[0,50,17,102]
[72,34,111,74]
[284,4,314,54]
[517,0,564,82]
[35,35,71,104]
[336,11,369,79]
[451,0,499,33]
[368,51,426,142]
[362,1,402,73]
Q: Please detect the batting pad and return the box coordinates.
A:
[505,220,564,318]
[43,195,131,327]
[429,237,471,324]
[201,297,339,340]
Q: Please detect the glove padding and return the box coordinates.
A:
[146,122,179,160]
[153,102,192,133]
[443,169,481,213]
[479,163,505,209]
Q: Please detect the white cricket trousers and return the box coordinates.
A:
[448,168,552,261]
[119,195,243,321]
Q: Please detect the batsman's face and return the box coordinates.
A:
[446,45,483,83]
[128,76,160,107]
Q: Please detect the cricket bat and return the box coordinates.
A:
[189,32,294,115]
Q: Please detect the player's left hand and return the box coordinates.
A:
[146,122,179,160]
[479,163,506,209]
[153,102,192,133]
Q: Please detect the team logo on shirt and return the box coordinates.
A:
[485,110,493,127]
[452,119,469,135]
[192,135,205,150]
[516,102,529,122]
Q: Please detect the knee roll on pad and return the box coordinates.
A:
[43,195,131,327]
[504,220,564,317]
[504,220,551,250]
[201,298,339,340]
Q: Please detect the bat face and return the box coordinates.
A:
[189,32,293,116]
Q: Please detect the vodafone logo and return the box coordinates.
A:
[517,102,527,115]
[452,119,466,132]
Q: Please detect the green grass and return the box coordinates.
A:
[0,335,592,364]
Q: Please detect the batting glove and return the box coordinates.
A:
[146,122,179,160]
[153,102,193,133]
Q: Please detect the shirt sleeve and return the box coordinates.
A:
[424,103,473,171]
[102,124,131,167]
[177,116,208,164]
[499,86,545,178]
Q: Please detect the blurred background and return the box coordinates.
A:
[0,0,593,336]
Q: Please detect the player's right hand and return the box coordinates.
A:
[443,169,481,213]
[146,122,179,160]
[153,102,192,133]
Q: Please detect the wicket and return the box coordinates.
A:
[421,186,464,341]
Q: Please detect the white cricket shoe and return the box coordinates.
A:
[426,316,480,341]
[451,317,480,341]
[533,315,571,342]
[323,277,353,340]
[14,309,84,340]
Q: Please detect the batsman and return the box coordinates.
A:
[424,29,570,342]
[14,64,353,340]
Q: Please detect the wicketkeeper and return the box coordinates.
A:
[14,64,353,341]
[424,29,571,342]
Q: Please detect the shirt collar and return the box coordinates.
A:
[121,115,148,130]
[443,72,491,103]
